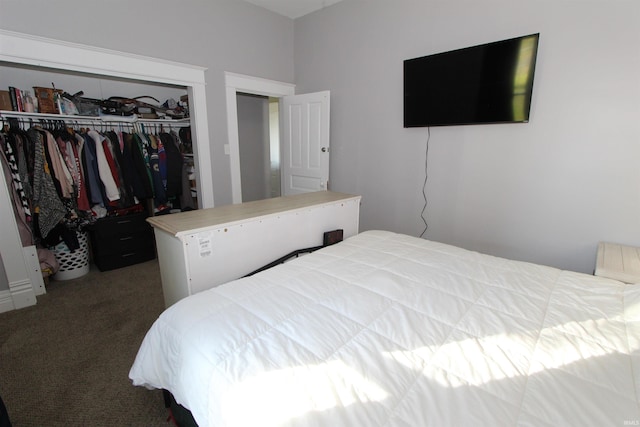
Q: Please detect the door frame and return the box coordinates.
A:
[225,72,295,204]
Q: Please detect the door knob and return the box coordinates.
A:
[321,147,329,152]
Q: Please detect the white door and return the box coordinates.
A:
[281,91,330,196]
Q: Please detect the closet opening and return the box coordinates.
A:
[0,30,212,310]
[0,61,198,212]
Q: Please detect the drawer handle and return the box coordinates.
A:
[122,253,136,257]
[119,236,134,241]
[117,220,133,224]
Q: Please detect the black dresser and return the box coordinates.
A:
[89,212,156,271]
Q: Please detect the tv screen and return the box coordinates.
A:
[404,33,539,127]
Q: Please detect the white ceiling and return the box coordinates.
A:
[242,0,344,19]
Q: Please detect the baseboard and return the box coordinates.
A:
[9,279,36,310]
[0,276,39,313]
[0,290,15,313]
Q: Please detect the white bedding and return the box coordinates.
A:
[130,230,640,426]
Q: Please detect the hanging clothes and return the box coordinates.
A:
[80,131,105,208]
[1,131,32,222]
[87,129,120,203]
[145,132,168,210]
[71,133,91,212]
[27,127,66,241]
[133,132,153,194]
[1,115,194,247]
[173,128,195,211]
[0,133,33,246]
[0,132,60,277]
[105,130,134,207]
[4,123,34,204]
[160,132,183,200]
[43,129,73,199]
[155,133,167,188]
[122,131,152,201]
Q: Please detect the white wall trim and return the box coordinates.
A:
[225,72,295,204]
[0,29,207,86]
[9,279,37,310]
[0,290,15,314]
[225,72,296,97]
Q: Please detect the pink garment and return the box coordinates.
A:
[38,247,59,277]
[44,131,73,198]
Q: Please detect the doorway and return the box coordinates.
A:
[225,72,295,204]
[236,93,281,202]
[225,72,330,204]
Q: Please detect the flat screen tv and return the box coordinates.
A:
[404,33,539,127]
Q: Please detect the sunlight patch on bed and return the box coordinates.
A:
[385,332,532,387]
[221,360,389,425]
[384,316,630,388]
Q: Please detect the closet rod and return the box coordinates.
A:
[0,110,191,127]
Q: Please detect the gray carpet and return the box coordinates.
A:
[0,260,170,426]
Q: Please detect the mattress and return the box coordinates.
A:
[130,230,640,426]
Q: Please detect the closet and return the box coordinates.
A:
[2,114,193,269]
[0,29,213,312]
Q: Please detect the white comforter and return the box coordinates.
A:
[130,230,640,426]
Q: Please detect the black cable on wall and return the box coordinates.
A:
[420,127,430,238]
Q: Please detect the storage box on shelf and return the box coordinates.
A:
[32,86,62,113]
[88,211,156,271]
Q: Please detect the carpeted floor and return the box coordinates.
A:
[0,259,170,426]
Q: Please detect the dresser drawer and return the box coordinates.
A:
[93,246,156,271]
[89,212,156,271]
[91,212,152,238]
[91,228,154,256]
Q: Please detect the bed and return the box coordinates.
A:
[130,230,640,426]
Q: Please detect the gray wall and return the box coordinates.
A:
[294,0,640,273]
[0,0,294,207]
[2,0,638,274]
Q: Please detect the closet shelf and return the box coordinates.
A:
[0,110,191,126]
